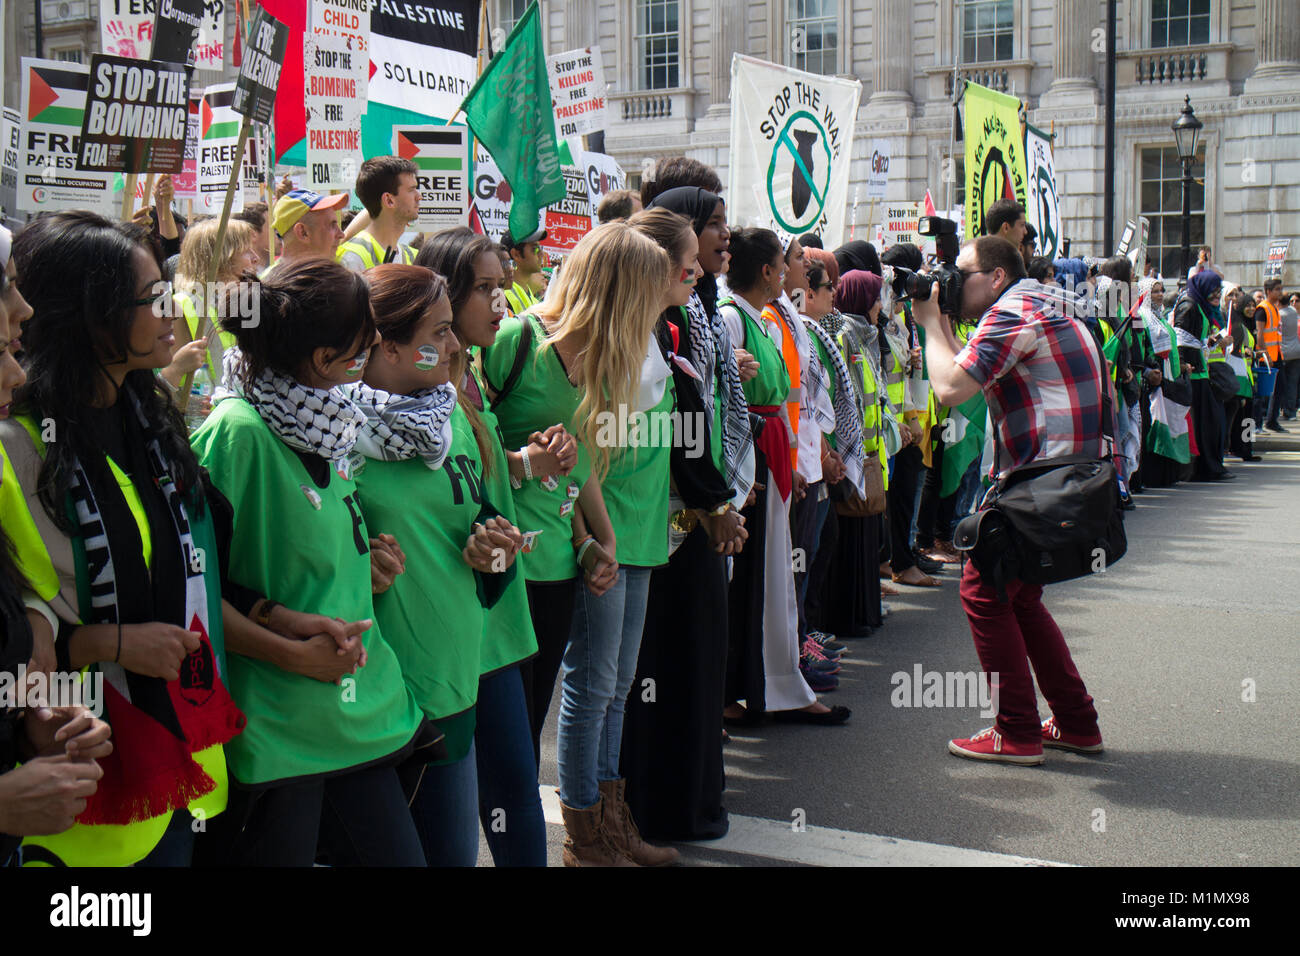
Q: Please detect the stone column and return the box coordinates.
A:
[1245,0,1300,91]
[868,0,914,114]
[1041,0,1099,105]
[707,0,746,112]
[564,0,597,49]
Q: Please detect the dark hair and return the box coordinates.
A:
[984,199,1025,236]
[596,189,639,223]
[224,257,374,388]
[414,228,501,475]
[1198,245,1212,255]
[1099,255,1133,284]
[356,155,418,217]
[1026,255,1055,282]
[1264,278,1282,293]
[340,209,359,232]
[726,227,783,293]
[880,242,923,272]
[627,208,694,266]
[12,211,200,529]
[970,235,1028,281]
[800,233,823,250]
[807,263,828,291]
[1023,222,1038,243]
[640,157,724,207]
[365,264,448,344]
[234,202,268,232]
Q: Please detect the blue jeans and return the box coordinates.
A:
[410,742,479,867]
[558,566,652,809]
[475,665,547,867]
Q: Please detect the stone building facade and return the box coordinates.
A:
[531,0,1299,284]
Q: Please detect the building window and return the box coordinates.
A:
[1151,0,1210,48]
[50,46,84,64]
[498,0,528,37]
[635,0,680,90]
[788,0,838,76]
[961,0,1014,63]
[1140,145,1206,277]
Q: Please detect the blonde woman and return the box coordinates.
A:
[484,222,670,865]
[163,218,260,402]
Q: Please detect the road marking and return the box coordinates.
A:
[538,787,1068,867]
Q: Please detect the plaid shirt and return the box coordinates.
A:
[955,279,1106,477]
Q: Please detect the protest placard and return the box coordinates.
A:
[882,201,921,248]
[197,82,244,213]
[581,151,625,220]
[195,1,225,71]
[1266,238,1290,282]
[77,54,190,173]
[393,125,471,231]
[234,7,290,125]
[472,143,510,241]
[100,0,154,60]
[547,47,607,140]
[172,92,200,199]
[305,0,369,190]
[1,109,19,219]
[866,139,890,201]
[1025,123,1060,261]
[964,81,1028,239]
[152,0,207,67]
[541,165,593,256]
[18,58,117,215]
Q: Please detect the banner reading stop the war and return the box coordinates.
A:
[963,80,1027,240]
[1024,122,1060,261]
[728,54,861,247]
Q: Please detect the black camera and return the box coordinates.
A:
[918,215,960,267]
[886,264,964,316]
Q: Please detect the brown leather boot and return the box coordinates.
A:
[559,794,638,867]
[598,778,679,867]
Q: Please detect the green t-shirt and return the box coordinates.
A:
[352,404,487,761]
[723,302,790,407]
[481,314,590,582]
[472,366,540,674]
[191,397,424,786]
[599,375,675,568]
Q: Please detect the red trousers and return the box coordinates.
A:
[959,559,1100,744]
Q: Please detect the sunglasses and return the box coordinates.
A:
[130,281,173,309]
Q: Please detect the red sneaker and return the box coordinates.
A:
[948,727,1044,765]
[1041,717,1103,754]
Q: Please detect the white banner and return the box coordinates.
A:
[367,0,478,119]
[866,138,890,200]
[547,47,608,140]
[1025,124,1061,262]
[728,54,862,247]
[305,0,369,190]
[580,150,625,220]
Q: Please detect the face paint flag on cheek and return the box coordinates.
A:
[414,344,440,370]
[346,349,369,375]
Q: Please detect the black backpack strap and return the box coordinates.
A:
[489,313,535,407]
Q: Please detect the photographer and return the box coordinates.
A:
[911,236,1106,766]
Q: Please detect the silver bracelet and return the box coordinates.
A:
[521,446,533,481]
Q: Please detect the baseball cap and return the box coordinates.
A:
[273,189,350,237]
[500,228,547,251]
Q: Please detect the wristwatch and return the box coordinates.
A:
[708,502,734,517]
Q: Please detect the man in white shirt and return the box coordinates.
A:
[1187,245,1223,281]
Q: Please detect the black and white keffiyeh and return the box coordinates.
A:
[804,317,865,496]
[347,380,458,469]
[682,290,753,500]
[241,363,365,464]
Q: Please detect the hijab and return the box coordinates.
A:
[833,240,882,278]
[1187,269,1222,308]
[835,269,882,317]
[647,186,722,236]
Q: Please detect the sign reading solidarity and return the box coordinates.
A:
[152,0,207,67]
[542,165,593,256]
[472,143,510,242]
[306,0,369,190]
[963,80,1028,240]
[1024,123,1060,261]
[233,7,289,125]
[866,138,890,200]
[368,0,478,118]
[729,54,862,247]
[77,54,190,173]
[18,58,117,215]
[546,47,607,139]
[393,125,471,231]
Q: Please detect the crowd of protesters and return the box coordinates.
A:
[0,154,1290,867]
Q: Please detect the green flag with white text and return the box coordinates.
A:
[458,2,564,242]
[940,391,988,498]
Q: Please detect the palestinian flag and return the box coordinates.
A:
[1148,388,1191,464]
[940,391,988,497]
[26,62,87,127]
[201,85,240,141]
[395,128,466,173]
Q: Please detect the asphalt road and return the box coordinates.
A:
[486,434,1300,867]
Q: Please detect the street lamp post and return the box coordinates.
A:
[1172,95,1203,279]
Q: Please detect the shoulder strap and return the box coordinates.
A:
[491,314,535,407]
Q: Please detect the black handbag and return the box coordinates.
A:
[1207,360,1239,403]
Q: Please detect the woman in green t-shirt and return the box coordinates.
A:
[191,258,436,866]
[349,262,525,867]
[418,230,566,866]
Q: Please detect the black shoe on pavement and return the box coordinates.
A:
[911,551,944,575]
[1264,421,1288,434]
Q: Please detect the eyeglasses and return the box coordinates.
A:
[958,269,991,280]
[130,281,172,309]
[816,282,835,292]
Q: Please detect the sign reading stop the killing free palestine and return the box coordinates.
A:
[306,0,369,190]
[393,125,470,232]
[77,54,190,173]
[546,47,607,139]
